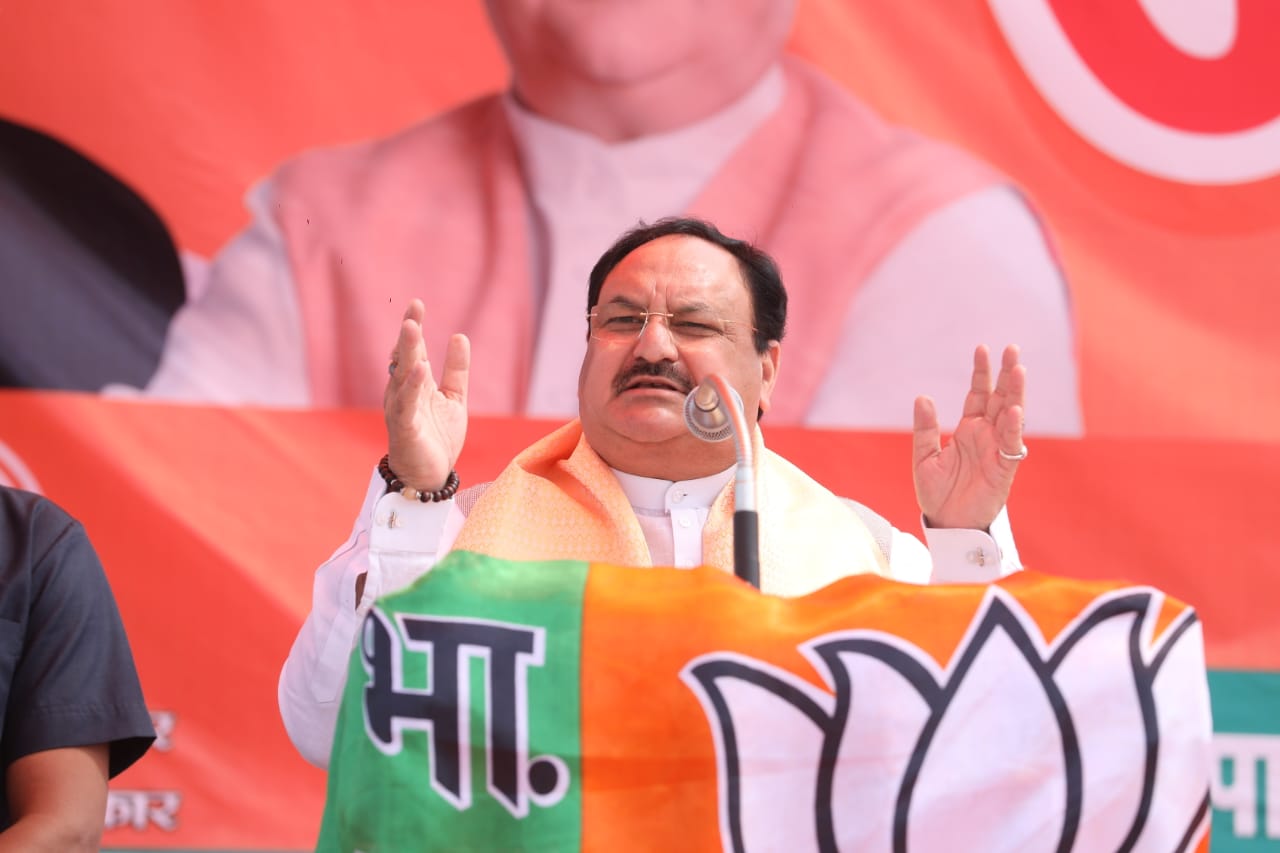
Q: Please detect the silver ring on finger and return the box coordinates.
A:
[998,444,1028,462]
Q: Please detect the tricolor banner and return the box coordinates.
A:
[319,552,1212,851]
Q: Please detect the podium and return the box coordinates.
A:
[316,552,1212,851]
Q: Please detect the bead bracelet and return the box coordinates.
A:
[377,454,460,503]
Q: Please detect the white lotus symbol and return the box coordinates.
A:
[682,586,1211,851]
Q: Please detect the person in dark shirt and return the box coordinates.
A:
[0,486,155,849]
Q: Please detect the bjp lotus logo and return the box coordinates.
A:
[987,0,1280,185]
[682,586,1211,850]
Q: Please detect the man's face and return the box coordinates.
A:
[483,0,795,89]
[577,235,780,476]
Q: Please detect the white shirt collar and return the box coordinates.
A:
[610,465,735,514]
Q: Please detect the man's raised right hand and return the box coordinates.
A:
[383,299,470,491]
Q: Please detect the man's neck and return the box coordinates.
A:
[510,58,777,144]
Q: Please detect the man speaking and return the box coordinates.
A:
[279,217,1029,768]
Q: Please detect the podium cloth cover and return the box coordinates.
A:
[317,551,1212,852]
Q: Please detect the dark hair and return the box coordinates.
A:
[586,217,787,352]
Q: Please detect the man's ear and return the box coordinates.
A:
[758,341,781,414]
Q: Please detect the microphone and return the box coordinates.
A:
[683,377,759,589]
[683,382,742,442]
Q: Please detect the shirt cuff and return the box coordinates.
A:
[362,469,455,603]
[922,506,1022,584]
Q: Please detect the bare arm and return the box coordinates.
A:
[0,745,109,852]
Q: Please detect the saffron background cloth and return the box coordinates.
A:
[0,391,1273,848]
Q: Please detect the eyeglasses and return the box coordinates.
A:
[586,306,756,344]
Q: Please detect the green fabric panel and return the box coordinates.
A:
[316,551,587,852]
[1208,669,1280,850]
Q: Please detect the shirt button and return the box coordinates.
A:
[966,548,987,567]
[671,490,686,504]
[678,516,693,529]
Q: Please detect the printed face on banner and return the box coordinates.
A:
[987,0,1280,184]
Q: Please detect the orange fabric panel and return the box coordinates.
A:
[579,563,1201,847]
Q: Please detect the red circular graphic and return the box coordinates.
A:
[1050,0,1280,133]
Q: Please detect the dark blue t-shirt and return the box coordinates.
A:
[0,487,155,826]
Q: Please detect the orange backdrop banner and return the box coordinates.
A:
[2,0,1277,438]
[0,390,1274,847]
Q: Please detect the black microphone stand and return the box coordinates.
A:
[685,375,759,588]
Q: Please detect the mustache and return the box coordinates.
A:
[612,360,694,396]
